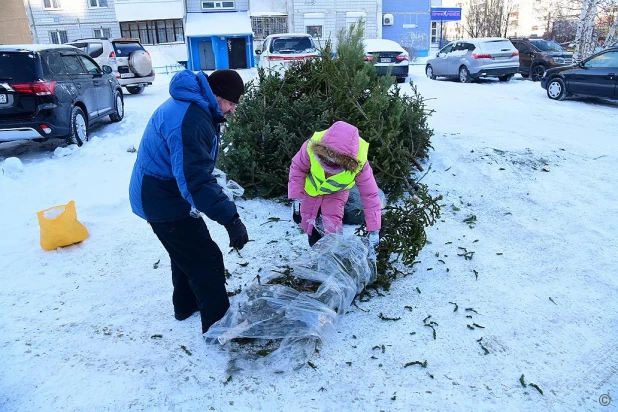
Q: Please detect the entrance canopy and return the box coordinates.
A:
[185,12,253,37]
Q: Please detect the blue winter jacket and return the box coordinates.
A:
[129,70,237,225]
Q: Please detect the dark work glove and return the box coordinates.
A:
[292,200,302,224]
[224,215,249,250]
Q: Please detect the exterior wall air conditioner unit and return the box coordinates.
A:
[383,13,394,26]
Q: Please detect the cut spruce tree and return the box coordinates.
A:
[218,22,441,287]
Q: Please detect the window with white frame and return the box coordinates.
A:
[201,0,235,10]
[120,19,184,44]
[89,0,108,7]
[93,28,112,38]
[251,16,288,40]
[345,12,366,33]
[43,0,62,9]
[50,30,68,44]
[304,13,324,39]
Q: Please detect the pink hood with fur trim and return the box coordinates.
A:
[288,121,382,235]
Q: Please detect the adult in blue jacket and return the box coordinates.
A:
[129,69,249,335]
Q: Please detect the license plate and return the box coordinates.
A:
[380,58,391,63]
[120,73,135,78]
[493,56,509,60]
[0,94,7,104]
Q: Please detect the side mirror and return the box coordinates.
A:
[578,61,584,68]
[255,50,262,55]
[102,65,113,74]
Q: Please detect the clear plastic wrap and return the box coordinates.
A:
[203,233,377,373]
[213,168,244,200]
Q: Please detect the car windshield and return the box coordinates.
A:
[0,52,36,82]
[530,40,564,52]
[270,37,315,54]
[112,42,144,56]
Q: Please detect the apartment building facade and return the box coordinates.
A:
[24,0,121,44]
[13,0,433,68]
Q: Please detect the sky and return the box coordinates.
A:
[1,64,617,411]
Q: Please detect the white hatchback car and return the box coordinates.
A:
[426,37,519,83]
[256,33,319,71]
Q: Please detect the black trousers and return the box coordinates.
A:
[150,216,229,333]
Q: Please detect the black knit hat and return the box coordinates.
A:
[207,69,244,104]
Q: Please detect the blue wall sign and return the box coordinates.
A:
[430,7,462,21]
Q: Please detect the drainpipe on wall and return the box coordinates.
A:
[24,0,39,43]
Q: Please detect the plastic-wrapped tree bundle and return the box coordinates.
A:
[204,233,377,373]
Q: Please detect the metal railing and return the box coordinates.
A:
[152,62,186,75]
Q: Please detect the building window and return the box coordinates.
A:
[50,30,68,44]
[304,13,324,39]
[120,19,184,45]
[431,21,442,43]
[89,0,107,7]
[306,25,323,38]
[201,1,235,10]
[43,0,62,9]
[93,28,111,38]
[250,16,288,40]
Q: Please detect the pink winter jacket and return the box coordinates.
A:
[288,122,382,235]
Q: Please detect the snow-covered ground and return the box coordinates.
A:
[1,67,617,411]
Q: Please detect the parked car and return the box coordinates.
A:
[0,44,124,146]
[426,37,519,83]
[65,38,154,94]
[256,33,319,71]
[509,38,574,81]
[541,47,618,101]
[363,39,409,83]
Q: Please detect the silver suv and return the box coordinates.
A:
[425,37,519,83]
[66,38,154,94]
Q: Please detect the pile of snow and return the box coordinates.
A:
[53,146,75,158]
[1,157,24,178]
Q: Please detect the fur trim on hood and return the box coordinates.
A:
[311,141,361,172]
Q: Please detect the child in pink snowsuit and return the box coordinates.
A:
[288,121,382,247]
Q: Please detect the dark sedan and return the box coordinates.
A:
[541,47,618,100]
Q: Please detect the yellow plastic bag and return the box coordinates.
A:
[37,201,89,251]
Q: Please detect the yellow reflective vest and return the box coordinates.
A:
[304,130,369,197]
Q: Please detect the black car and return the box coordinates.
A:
[0,44,124,146]
[541,47,618,101]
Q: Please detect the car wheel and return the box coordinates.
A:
[546,77,567,101]
[426,65,436,80]
[68,106,88,146]
[498,74,514,82]
[459,66,471,83]
[126,86,145,95]
[531,64,546,82]
[109,90,124,122]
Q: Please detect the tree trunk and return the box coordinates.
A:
[574,0,600,60]
[605,17,618,48]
